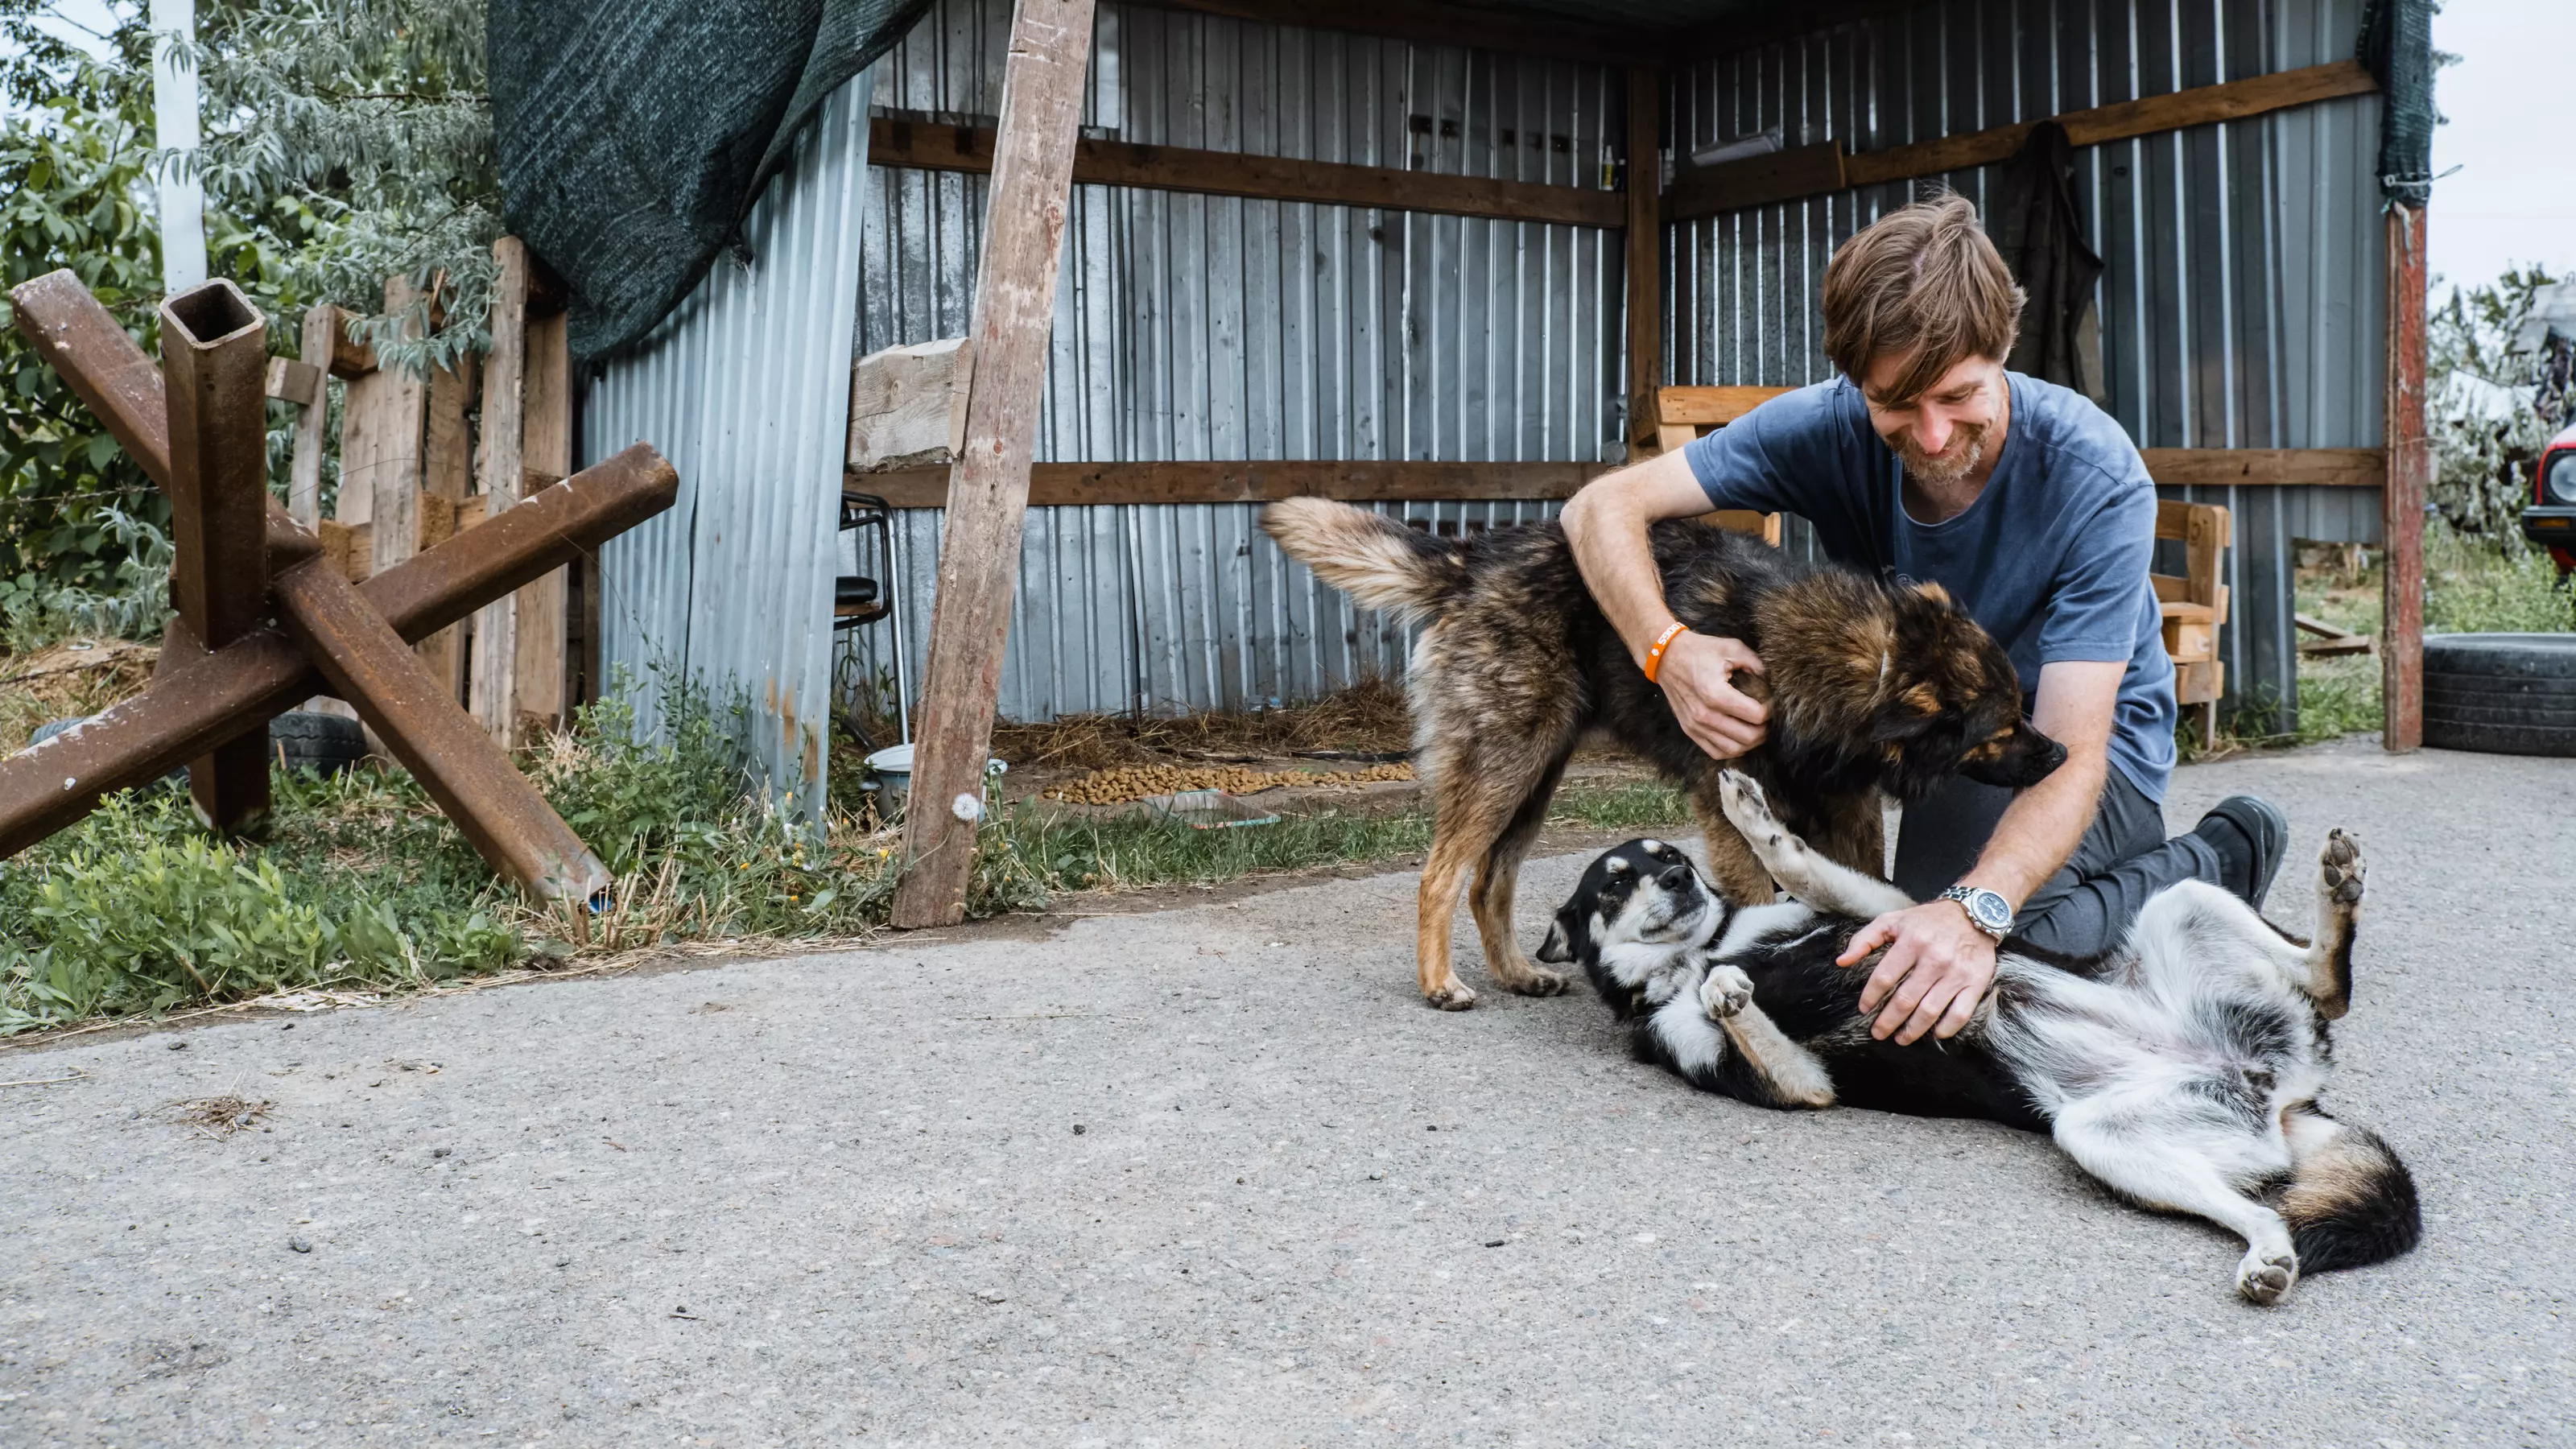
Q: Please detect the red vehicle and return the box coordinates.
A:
[2524,421,2576,575]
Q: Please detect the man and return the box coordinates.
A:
[1559,195,2287,1049]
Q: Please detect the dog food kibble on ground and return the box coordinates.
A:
[1043,762,1413,805]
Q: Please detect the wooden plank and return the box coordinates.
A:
[1675,61,2377,218]
[2384,206,2429,751]
[894,0,1097,931]
[264,355,321,407]
[470,236,532,746]
[287,306,336,526]
[419,349,477,700]
[871,118,1625,231]
[517,308,573,735]
[854,459,1611,509]
[1125,0,1657,66]
[2142,447,2384,489]
[361,278,430,579]
[1656,384,1796,427]
[308,303,377,378]
[1624,67,1664,452]
[1665,141,1847,221]
[848,336,972,470]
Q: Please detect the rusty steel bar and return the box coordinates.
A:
[9,270,172,480]
[159,279,275,832]
[0,449,678,862]
[271,554,613,902]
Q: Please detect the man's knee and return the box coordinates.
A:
[2008,891,2124,960]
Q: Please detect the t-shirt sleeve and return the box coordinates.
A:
[2037,474,2157,665]
[1678,385,1835,515]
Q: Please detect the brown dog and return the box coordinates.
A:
[1262,499,2065,1009]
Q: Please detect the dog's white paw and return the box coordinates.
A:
[2318,829,2365,908]
[1700,964,1754,1020]
[2235,1250,2299,1307]
[1426,979,1479,1011]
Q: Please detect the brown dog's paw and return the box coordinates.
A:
[1425,980,1480,1010]
[1501,965,1571,997]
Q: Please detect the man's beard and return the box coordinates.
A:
[1893,420,1988,486]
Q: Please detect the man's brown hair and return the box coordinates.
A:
[1822,194,2025,404]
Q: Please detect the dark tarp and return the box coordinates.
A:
[489,0,931,365]
[2357,0,2437,207]
[1995,121,2106,405]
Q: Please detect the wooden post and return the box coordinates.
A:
[159,279,272,832]
[1624,66,1664,456]
[287,306,336,526]
[470,237,531,745]
[891,0,1097,929]
[420,349,476,699]
[518,305,573,731]
[2382,205,2429,752]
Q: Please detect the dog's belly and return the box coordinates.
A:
[1739,946,2046,1132]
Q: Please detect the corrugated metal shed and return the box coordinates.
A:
[1667,0,2387,730]
[837,0,1620,724]
[583,71,878,821]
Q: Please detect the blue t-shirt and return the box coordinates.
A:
[1682,372,2177,802]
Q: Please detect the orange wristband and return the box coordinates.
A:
[1641,621,1688,683]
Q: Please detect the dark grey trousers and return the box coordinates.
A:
[1890,770,2219,958]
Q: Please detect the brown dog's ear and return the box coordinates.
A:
[1911,580,1954,607]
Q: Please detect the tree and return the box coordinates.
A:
[2429,266,2566,546]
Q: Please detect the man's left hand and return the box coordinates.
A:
[1836,900,1999,1044]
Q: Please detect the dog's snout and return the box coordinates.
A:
[1657,864,1693,891]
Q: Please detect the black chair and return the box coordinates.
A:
[832,489,895,750]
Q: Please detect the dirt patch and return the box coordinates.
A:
[990,678,1414,774]
[163,1095,273,1139]
[0,638,159,752]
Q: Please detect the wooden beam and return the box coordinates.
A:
[286,306,335,526]
[853,459,1608,508]
[308,303,378,378]
[1669,60,2379,220]
[894,0,1099,930]
[1655,384,1798,428]
[1124,0,1659,67]
[517,308,573,732]
[2383,206,2429,752]
[871,118,1624,230]
[1624,67,1664,452]
[264,356,321,407]
[471,236,532,747]
[2140,448,2387,489]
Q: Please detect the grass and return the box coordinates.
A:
[2285,523,2574,746]
[0,676,1690,1037]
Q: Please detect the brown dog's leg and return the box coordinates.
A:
[1468,753,1574,997]
[1687,772,1781,906]
[1803,789,1889,881]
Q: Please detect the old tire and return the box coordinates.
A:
[26,710,366,779]
[2422,634,2576,758]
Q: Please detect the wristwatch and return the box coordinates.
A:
[1939,885,2015,943]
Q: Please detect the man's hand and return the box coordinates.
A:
[1836,899,1998,1043]
[1657,632,1769,759]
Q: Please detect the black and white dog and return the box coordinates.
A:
[1538,770,2421,1304]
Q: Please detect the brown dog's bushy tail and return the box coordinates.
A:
[1261,498,1468,621]
[2281,1113,2422,1273]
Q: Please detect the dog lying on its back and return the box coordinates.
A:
[1541,771,2422,1304]
[1261,499,2065,1010]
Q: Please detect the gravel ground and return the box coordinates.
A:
[2,737,2570,1447]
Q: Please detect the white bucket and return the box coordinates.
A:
[864,745,1005,824]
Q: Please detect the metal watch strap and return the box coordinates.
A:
[1940,885,2011,943]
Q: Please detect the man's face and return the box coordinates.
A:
[1859,350,2007,486]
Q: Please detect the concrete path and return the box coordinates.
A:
[3,738,2570,1447]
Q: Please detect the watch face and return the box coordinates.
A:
[1970,891,2013,931]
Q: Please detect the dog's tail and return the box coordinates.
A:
[1261,497,1467,621]
[2281,1109,2422,1273]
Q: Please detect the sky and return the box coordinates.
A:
[2426,0,2576,291]
[10,0,2571,292]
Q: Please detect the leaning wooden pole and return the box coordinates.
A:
[2381,204,2429,752]
[1623,65,1664,459]
[891,0,1097,928]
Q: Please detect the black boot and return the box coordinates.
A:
[2192,795,2289,909]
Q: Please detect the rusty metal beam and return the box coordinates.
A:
[2,270,675,902]
[159,279,275,832]
[272,554,612,902]
[0,448,678,862]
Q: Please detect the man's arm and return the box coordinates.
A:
[1559,449,1772,759]
[1835,658,2124,1042]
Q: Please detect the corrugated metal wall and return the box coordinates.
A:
[837,0,1620,724]
[1669,0,2387,729]
[583,71,877,820]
